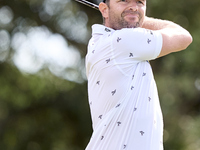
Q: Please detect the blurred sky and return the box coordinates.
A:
[11,27,81,75]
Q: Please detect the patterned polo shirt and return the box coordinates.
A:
[85,24,163,150]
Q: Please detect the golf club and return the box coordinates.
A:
[75,0,99,10]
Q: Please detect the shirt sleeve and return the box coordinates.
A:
[111,28,163,61]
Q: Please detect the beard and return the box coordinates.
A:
[108,9,143,30]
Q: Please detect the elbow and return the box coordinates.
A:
[187,33,193,47]
[188,34,193,45]
[182,33,193,50]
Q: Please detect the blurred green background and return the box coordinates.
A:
[0,0,199,149]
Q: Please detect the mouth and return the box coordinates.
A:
[122,11,140,21]
[124,14,138,20]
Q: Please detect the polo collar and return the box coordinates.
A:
[92,24,115,35]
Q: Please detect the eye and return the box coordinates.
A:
[137,0,144,5]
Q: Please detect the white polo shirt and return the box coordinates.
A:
[85,24,163,150]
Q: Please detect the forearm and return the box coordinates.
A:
[142,16,181,30]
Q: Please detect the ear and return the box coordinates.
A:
[99,2,109,19]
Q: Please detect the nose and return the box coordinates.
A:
[128,2,138,11]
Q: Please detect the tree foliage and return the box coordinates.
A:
[0,0,200,149]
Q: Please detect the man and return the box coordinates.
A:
[85,0,192,149]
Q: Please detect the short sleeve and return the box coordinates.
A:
[111,28,163,61]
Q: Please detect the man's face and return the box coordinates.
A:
[103,0,146,30]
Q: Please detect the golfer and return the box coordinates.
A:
[85,0,192,149]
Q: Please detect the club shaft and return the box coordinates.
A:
[75,0,99,10]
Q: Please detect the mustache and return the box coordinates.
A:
[121,10,140,17]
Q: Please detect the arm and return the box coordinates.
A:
[142,17,193,58]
